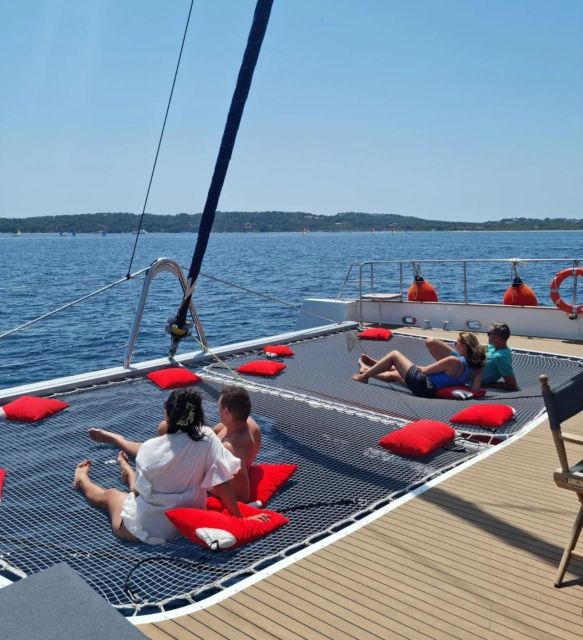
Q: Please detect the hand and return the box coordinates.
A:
[246,513,271,522]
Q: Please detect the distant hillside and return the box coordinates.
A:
[1,211,582,234]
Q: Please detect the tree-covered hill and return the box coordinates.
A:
[1,211,582,234]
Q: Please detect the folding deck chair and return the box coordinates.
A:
[540,371,583,587]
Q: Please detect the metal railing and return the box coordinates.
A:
[338,258,581,306]
[124,258,207,368]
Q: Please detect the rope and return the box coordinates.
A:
[126,0,196,277]
[123,556,219,604]
[0,267,149,340]
[280,497,367,513]
[198,270,345,326]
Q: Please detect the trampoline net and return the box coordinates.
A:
[0,330,579,615]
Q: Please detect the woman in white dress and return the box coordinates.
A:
[74,388,267,544]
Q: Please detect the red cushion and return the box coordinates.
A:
[450,404,516,428]
[0,468,5,501]
[358,328,392,340]
[166,503,288,550]
[378,420,455,457]
[237,360,286,377]
[146,367,201,389]
[207,463,297,510]
[263,345,295,357]
[434,386,486,400]
[1,396,69,422]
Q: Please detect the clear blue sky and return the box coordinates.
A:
[1,1,582,221]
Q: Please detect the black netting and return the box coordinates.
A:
[0,330,579,614]
[207,330,583,438]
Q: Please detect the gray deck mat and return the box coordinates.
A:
[0,369,486,615]
[0,562,147,639]
[206,330,583,438]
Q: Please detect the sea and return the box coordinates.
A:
[1,230,582,390]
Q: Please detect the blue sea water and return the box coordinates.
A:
[1,230,581,390]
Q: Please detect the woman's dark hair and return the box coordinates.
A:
[164,389,205,441]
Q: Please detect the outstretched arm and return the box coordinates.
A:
[212,480,270,522]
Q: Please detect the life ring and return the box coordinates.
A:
[549,267,583,316]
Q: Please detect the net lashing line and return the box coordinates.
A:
[202,329,583,440]
[0,366,486,615]
[0,266,150,342]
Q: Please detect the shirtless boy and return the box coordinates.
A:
[213,386,261,503]
[88,385,261,502]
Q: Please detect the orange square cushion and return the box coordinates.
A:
[358,328,392,340]
[1,396,69,422]
[237,360,286,377]
[450,404,516,428]
[146,367,201,389]
[166,503,288,550]
[263,345,295,357]
[379,420,455,457]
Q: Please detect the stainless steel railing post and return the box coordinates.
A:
[124,258,207,368]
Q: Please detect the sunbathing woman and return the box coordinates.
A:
[352,332,485,397]
[74,388,267,545]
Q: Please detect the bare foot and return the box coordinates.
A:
[352,372,369,383]
[359,354,377,368]
[73,460,91,490]
[88,428,119,445]
[117,451,132,486]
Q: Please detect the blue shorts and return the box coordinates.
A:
[404,365,435,398]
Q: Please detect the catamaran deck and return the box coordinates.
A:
[138,330,583,640]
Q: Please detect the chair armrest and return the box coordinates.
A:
[561,432,583,446]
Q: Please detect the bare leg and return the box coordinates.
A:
[425,337,456,361]
[353,349,414,384]
[359,353,395,374]
[73,460,138,542]
[88,428,141,459]
[117,452,136,492]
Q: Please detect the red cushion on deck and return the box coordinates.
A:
[166,503,288,550]
[434,386,486,400]
[237,360,286,377]
[450,404,516,428]
[1,396,69,422]
[263,345,295,357]
[207,463,298,510]
[378,420,455,457]
[357,328,392,340]
[146,367,201,389]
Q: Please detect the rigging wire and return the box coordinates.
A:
[0,267,149,341]
[126,0,196,277]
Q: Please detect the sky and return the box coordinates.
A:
[0,1,582,222]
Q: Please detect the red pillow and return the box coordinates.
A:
[450,404,516,428]
[1,396,69,422]
[434,386,486,400]
[379,420,455,457]
[237,360,286,377]
[166,503,288,550]
[207,463,297,510]
[263,345,295,357]
[146,367,201,389]
[358,328,392,340]
[0,468,6,502]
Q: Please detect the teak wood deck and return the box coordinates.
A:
[140,331,583,640]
